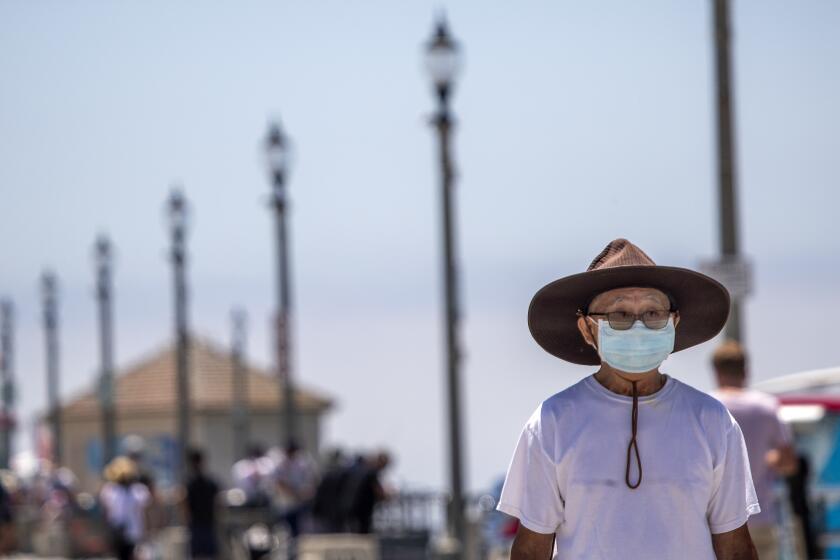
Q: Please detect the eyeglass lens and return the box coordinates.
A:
[607,310,670,331]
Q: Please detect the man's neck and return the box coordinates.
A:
[594,366,665,397]
[717,376,746,391]
[717,384,746,392]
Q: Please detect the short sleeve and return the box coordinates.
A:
[496,423,564,534]
[707,414,761,534]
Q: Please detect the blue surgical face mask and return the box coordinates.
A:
[594,317,676,374]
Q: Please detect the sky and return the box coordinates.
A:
[0,0,837,493]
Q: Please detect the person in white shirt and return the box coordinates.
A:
[231,444,275,506]
[100,456,151,560]
[498,239,759,560]
[272,440,319,537]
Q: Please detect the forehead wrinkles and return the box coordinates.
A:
[590,289,669,310]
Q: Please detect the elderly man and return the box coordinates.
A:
[498,239,759,560]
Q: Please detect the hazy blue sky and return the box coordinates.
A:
[1,0,837,491]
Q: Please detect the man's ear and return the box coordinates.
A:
[673,311,681,329]
[577,316,597,350]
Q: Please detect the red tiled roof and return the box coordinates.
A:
[62,337,333,419]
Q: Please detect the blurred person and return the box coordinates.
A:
[100,456,151,560]
[184,448,220,560]
[123,435,154,490]
[232,444,274,507]
[123,435,165,540]
[498,240,759,560]
[786,454,819,560]
[0,474,15,553]
[40,465,78,526]
[482,476,519,555]
[272,440,318,537]
[712,340,798,560]
[337,454,366,530]
[343,451,390,534]
[312,448,351,532]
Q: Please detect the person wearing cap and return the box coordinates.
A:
[498,239,759,560]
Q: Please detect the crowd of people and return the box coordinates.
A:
[0,438,393,559]
[230,443,392,537]
[95,441,393,559]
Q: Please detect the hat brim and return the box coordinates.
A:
[528,265,730,365]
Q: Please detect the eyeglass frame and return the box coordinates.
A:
[576,308,678,331]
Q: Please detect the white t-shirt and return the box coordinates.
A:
[100,481,151,543]
[497,375,759,560]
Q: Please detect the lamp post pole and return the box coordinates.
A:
[265,122,298,447]
[42,272,62,466]
[711,0,743,341]
[95,235,118,466]
[0,300,14,469]
[425,18,466,554]
[231,309,249,460]
[168,190,191,483]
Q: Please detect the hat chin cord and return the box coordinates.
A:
[625,380,642,489]
[608,370,645,490]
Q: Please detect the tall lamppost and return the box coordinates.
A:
[41,272,62,466]
[424,17,466,553]
[265,121,298,447]
[710,0,747,341]
[0,300,15,469]
[230,308,249,460]
[95,235,118,466]
[167,189,191,483]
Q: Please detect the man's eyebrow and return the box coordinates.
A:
[598,293,667,308]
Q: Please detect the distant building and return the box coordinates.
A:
[56,337,333,492]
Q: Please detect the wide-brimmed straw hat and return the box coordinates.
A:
[528,239,730,365]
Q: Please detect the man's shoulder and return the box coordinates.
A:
[672,378,735,425]
[523,377,591,432]
[743,388,781,411]
[712,387,780,416]
[540,376,591,411]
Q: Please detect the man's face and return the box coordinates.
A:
[576,286,679,350]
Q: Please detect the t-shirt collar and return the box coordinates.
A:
[584,373,676,404]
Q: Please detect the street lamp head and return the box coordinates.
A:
[425,16,462,104]
[265,121,292,189]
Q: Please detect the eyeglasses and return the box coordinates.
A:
[582,309,674,331]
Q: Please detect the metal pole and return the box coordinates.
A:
[272,167,298,447]
[712,0,743,341]
[95,235,118,466]
[169,190,191,483]
[42,272,62,466]
[433,90,466,552]
[231,309,249,460]
[0,300,14,469]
